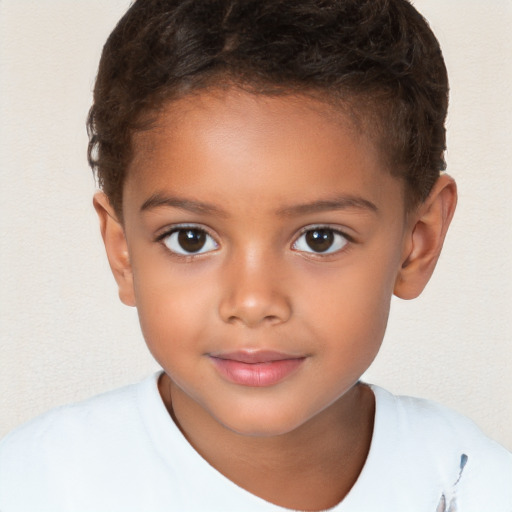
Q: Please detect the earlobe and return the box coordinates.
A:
[394,174,457,300]
[93,192,136,307]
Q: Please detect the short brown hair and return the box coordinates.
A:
[87,0,449,216]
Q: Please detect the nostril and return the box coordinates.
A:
[225,313,280,327]
[220,297,292,327]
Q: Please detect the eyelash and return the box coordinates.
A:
[155,224,353,258]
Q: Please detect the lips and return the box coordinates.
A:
[209,350,306,387]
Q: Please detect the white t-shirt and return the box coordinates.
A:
[0,373,510,512]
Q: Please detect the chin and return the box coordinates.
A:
[214,408,310,438]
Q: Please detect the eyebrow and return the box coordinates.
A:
[276,195,378,216]
[140,192,378,217]
[140,193,228,216]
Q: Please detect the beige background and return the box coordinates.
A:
[1,0,511,450]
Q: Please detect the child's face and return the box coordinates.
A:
[115,89,413,436]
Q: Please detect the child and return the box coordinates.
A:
[1,0,510,510]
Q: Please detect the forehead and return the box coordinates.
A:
[131,89,362,155]
[125,88,404,216]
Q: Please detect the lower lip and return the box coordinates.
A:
[210,357,305,387]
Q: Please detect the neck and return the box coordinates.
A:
[158,373,375,511]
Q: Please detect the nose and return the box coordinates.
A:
[218,250,292,327]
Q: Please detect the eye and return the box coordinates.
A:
[292,227,348,254]
[162,227,218,255]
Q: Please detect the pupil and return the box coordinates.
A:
[306,229,334,252]
[178,229,206,253]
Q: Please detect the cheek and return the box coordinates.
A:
[131,258,217,357]
[298,256,396,353]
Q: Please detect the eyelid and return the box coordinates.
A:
[155,223,216,241]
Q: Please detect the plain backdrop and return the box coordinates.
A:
[1,0,511,450]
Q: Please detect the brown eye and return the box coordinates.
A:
[293,227,348,254]
[163,228,218,255]
[178,229,206,252]
[305,229,334,252]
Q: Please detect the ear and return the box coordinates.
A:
[394,174,457,300]
[93,192,136,307]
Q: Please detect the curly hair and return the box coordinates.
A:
[87,0,448,216]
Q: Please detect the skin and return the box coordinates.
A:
[94,89,456,510]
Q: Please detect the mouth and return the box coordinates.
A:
[208,350,306,387]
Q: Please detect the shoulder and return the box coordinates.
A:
[370,385,512,510]
[373,385,510,455]
[0,374,160,510]
[1,376,144,451]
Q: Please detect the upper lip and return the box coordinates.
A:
[209,350,304,364]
